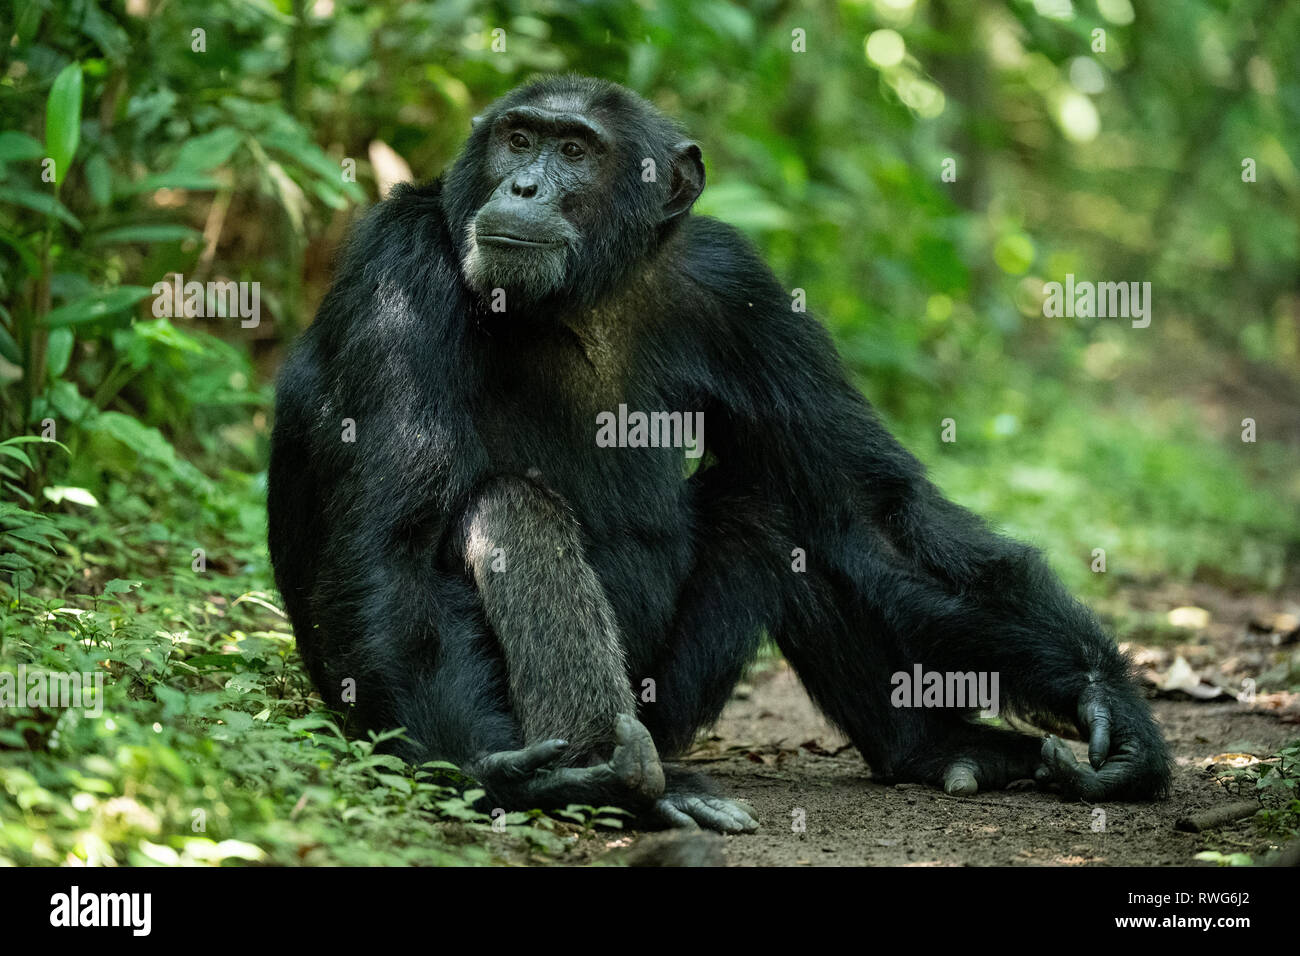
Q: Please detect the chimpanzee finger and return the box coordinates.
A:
[1040,735,1105,800]
[481,738,569,779]
[654,798,700,830]
[1083,700,1112,770]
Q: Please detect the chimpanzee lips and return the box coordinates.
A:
[478,233,563,248]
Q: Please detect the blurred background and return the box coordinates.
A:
[0,0,1297,865]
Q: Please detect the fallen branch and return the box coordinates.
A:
[1175,800,1259,833]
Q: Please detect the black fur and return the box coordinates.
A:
[268,76,1171,828]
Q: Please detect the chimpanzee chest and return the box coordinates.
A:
[472,321,690,512]
[471,322,696,648]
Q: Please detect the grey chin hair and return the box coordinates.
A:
[462,220,569,303]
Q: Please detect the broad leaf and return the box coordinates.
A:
[45,62,83,182]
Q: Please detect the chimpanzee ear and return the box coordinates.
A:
[662,142,705,221]
[471,113,485,131]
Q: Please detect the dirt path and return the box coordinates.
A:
[656,663,1296,866]
[544,584,1300,866]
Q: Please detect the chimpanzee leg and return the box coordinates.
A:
[800,515,1171,800]
[638,489,780,757]
[632,486,792,832]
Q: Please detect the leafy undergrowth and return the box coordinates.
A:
[1197,741,1300,866]
[1,377,1295,866]
[0,570,617,865]
[0,456,632,865]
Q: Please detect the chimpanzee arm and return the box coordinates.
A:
[456,473,638,760]
[455,472,758,830]
[676,218,1169,799]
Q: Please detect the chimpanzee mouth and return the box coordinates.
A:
[478,234,563,248]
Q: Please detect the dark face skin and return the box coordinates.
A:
[462,105,607,300]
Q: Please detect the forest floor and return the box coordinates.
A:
[581,582,1300,867]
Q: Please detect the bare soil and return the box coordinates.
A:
[590,583,1300,866]
[669,665,1294,866]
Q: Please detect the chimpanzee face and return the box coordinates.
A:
[461,105,608,301]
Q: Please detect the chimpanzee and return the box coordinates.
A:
[267,75,1170,833]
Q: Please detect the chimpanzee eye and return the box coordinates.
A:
[561,141,585,160]
[509,132,530,150]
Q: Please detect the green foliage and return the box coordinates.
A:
[1204,739,1300,863]
[0,560,575,864]
[0,0,1297,865]
[44,63,83,183]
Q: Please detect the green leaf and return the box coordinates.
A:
[44,286,152,327]
[90,224,203,246]
[45,63,84,183]
[46,326,73,375]
[0,444,33,467]
[84,153,112,207]
[0,435,69,448]
[172,126,243,172]
[13,0,43,45]
[0,131,45,163]
[0,322,20,364]
[0,186,82,230]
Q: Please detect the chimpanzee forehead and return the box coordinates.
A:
[495,105,609,144]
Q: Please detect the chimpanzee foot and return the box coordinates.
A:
[895,726,1043,796]
[654,793,759,833]
[1037,733,1163,801]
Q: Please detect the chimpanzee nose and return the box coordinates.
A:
[511,178,538,199]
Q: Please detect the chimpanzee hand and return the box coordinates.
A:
[473,715,759,832]
[472,713,666,810]
[1036,681,1170,800]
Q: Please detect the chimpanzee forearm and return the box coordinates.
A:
[460,474,637,761]
[878,483,1131,708]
